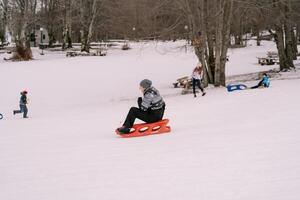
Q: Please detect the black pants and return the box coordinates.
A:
[14,104,28,118]
[192,78,204,95]
[123,98,165,128]
[251,80,267,89]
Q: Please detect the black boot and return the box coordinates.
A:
[118,126,131,134]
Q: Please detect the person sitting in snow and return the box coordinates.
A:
[117,79,166,134]
[191,63,206,97]
[13,90,29,118]
[251,73,270,89]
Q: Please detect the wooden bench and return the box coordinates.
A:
[66,49,107,57]
[267,51,278,58]
[95,48,107,56]
[66,51,78,57]
[173,76,191,88]
[258,51,279,65]
[258,57,276,65]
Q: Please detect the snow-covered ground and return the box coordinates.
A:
[1,40,300,200]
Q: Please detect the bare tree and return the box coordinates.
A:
[3,0,298,66]
[269,0,295,71]
[62,0,72,49]
[39,0,61,47]
[214,0,234,86]
[79,0,104,52]
[174,0,233,87]
[10,0,38,60]
[0,0,9,44]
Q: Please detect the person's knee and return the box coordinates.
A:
[129,107,139,113]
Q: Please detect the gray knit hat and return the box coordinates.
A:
[140,79,152,89]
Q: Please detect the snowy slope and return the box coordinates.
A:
[0,40,300,200]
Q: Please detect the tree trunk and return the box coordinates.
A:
[1,0,9,44]
[215,0,233,87]
[274,26,287,71]
[272,0,294,71]
[283,0,295,68]
[81,0,99,52]
[43,0,58,48]
[297,25,300,42]
[200,0,213,86]
[214,0,224,87]
[291,26,298,60]
[48,32,55,47]
[207,32,215,83]
[62,0,72,49]
[236,17,243,45]
[14,0,33,60]
[254,25,261,46]
[205,0,215,84]
[284,23,295,65]
[219,0,233,86]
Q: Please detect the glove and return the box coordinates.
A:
[137,97,142,108]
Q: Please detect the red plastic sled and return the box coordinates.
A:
[116,119,171,138]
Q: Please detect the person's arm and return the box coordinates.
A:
[199,68,204,80]
[140,93,153,111]
[138,97,142,109]
[191,70,195,79]
[191,69,198,79]
[21,95,27,104]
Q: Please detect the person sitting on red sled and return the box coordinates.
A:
[117,79,166,134]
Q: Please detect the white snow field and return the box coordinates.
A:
[1,40,300,200]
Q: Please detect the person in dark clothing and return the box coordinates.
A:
[251,73,270,89]
[13,90,28,118]
[118,79,166,134]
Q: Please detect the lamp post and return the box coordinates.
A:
[40,27,44,55]
[184,25,189,52]
[132,27,136,41]
[184,25,190,43]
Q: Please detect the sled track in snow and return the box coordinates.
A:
[227,68,300,84]
[118,67,300,103]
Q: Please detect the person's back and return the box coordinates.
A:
[20,93,27,105]
[262,75,270,87]
[13,90,28,118]
[141,86,165,112]
[191,64,206,97]
[251,73,270,89]
[191,66,203,80]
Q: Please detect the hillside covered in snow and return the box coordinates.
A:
[1,40,300,200]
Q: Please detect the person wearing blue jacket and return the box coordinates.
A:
[13,90,28,118]
[251,73,270,89]
[117,79,166,134]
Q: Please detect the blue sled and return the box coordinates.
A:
[227,84,247,92]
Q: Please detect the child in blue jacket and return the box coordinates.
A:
[13,90,28,118]
[251,73,270,89]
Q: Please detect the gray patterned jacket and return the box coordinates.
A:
[140,87,165,112]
